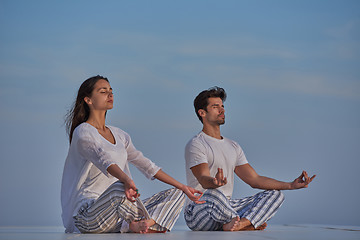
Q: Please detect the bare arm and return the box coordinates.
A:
[107,164,139,202]
[190,163,227,189]
[154,169,204,204]
[235,163,316,190]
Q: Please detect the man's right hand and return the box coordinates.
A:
[213,168,227,187]
[191,163,227,189]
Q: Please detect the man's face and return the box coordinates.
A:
[201,97,225,125]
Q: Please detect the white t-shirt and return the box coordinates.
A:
[61,123,161,233]
[185,131,248,200]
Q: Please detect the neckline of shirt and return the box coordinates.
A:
[83,122,117,146]
[200,131,225,142]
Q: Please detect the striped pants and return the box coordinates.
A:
[184,189,284,231]
[74,181,185,233]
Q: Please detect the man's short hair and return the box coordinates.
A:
[194,86,227,123]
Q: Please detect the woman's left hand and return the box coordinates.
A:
[182,185,205,204]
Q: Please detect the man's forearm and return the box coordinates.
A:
[250,176,292,190]
[198,176,221,189]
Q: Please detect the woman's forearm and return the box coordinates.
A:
[154,169,185,191]
[107,164,132,184]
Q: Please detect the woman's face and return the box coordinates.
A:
[85,79,114,111]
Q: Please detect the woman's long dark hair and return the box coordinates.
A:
[65,75,109,143]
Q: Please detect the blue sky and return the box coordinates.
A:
[0,0,359,228]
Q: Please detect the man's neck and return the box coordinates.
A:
[202,124,222,140]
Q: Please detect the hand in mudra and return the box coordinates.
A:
[291,171,316,189]
[213,168,227,187]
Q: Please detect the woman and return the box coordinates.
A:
[61,75,203,234]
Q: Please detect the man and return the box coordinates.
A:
[184,86,315,231]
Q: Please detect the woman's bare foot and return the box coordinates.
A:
[223,218,268,231]
[223,216,241,231]
[241,222,267,231]
[129,219,167,233]
[146,229,167,233]
[129,219,153,233]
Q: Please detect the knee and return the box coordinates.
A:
[201,189,229,204]
[178,188,186,197]
[271,190,285,204]
[172,188,186,200]
[203,188,225,197]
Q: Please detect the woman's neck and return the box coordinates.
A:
[86,111,107,131]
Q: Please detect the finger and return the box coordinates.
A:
[195,191,204,198]
[187,192,200,202]
[125,191,130,200]
[213,177,219,186]
[218,168,223,180]
[310,175,316,181]
[302,173,309,183]
[218,179,225,186]
[130,189,139,200]
[304,175,316,186]
[128,188,136,196]
[195,190,203,195]
[192,196,202,202]
[135,189,141,198]
[215,168,219,177]
[126,192,135,202]
[193,195,206,204]
[303,171,309,179]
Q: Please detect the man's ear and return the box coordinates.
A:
[198,109,206,118]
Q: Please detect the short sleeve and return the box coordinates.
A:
[185,139,208,169]
[234,142,248,166]
[77,137,114,177]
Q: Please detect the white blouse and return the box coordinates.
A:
[61,123,161,233]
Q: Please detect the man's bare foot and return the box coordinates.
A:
[255,222,267,231]
[129,219,152,233]
[223,216,241,231]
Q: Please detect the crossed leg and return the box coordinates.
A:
[185,189,283,232]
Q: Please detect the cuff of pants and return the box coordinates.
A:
[120,221,129,233]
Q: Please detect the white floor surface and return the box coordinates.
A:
[0,224,359,240]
